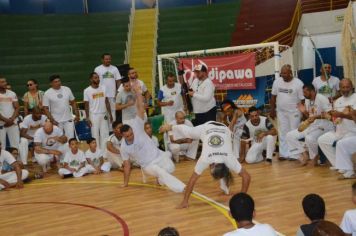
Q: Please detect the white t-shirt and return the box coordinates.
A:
[63,150,86,170]
[106,134,122,150]
[223,224,277,236]
[42,86,75,122]
[340,209,356,236]
[33,126,63,150]
[83,85,107,114]
[172,121,242,175]
[228,113,247,137]
[85,148,104,167]
[190,78,216,114]
[0,150,16,171]
[312,75,339,98]
[151,135,159,148]
[94,64,121,98]
[158,83,184,122]
[116,89,137,121]
[305,93,333,129]
[21,114,47,138]
[168,119,194,143]
[271,77,304,112]
[117,79,148,94]
[333,93,356,136]
[120,116,160,167]
[0,90,18,125]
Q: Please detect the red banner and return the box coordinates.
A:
[178,53,256,90]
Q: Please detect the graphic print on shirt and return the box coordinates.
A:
[103,71,114,79]
[92,92,104,99]
[208,135,224,148]
[69,160,80,167]
[278,88,293,94]
[318,85,333,96]
[46,137,57,146]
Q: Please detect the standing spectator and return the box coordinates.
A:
[312,64,340,100]
[84,72,113,150]
[22,79,44,115]
[157,73,184,123]
[270,64,304,160]
[116,77,137,124]
[318,79,356,173]
[189,64,216,126]
[0,77,20,149]
[18,107,47,165]
[94,53,122,123]
[42,74,79,139]
[340,182,356,236]
[223,193,277,236]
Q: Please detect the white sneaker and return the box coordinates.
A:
[329,166,338,171]
[338,169,347,174]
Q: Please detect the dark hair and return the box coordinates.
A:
[49,74,60,82]
[86,137,96,145]
[121,77,130,83]
[201,65,208,72]
[89,72,98,79]
[220,99,237,111]
[68,138,78,144]
[101,53,111,59]
[229,192,255,222]
[112,121,122,130]
[166,72,175,79]
[303,84,316,91]
[312,220,346,236]
[28,79,38,85]
[248,106,258,114]
[302,194,325,221]
[158,227,179,236]
[6,147,18,154]
[120,124,131,133]
[211,163,233,187]
[32,106,42,114]
[144,121,152,127]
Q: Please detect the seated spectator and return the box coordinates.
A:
[144,122,159,148]
[240,107,277,163]
[340,182,356,236]
[166,111,198,162]
[85,138,111,174]
[223,192,277,236]
[34,120,68,173]
[313,220,346,236]
[0,143,29,190]
[104,121,123,169]
[297,194,326,236]
[19,107,47,165]
[23,79,44,116]
[58,138,89,178]
[158,227,180,236]
[3,147,22,171]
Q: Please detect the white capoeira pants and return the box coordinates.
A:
[143,151,185,193]
[0,124,19,149]
[108,98,116,130]
[34,144,68,171]
[58,166,90,178]
[104,150,123,168]
[168,140,199,160]
[0,170,29,190]
[19,137,33,165]
[90,113,109,150]
[277,110,301,158]
[86,163,111,173]
[318,131,356,167]
[245,135,276,163]
[335,136,356,172]
[286,125,332,160]
[232,134,241,159]
[58,120,75,139]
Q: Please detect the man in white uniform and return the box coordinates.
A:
[270,64,304,160]
[241,107,277,164]
[94,53,122,122]
[167,111,198,162]
[104,121,124,169]
[340,183,356,235]
[335,107,356,179]
[189,64,216,126]
[318,79,356,173]
[312,64,340,99]
[157,73,184,123]
[224,193,277,236]
[42,74,79,139]
[0,77,20,149]
[121,84,185,193]
[286,84,333,165]
[160,120,250,208]
[0,143,28,190]
[19,107,47,165]
[34,120,68,173]
[116,77,137,124]
[84,72,113,150]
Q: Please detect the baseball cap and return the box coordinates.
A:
[193,64,208,72]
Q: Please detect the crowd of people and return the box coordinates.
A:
[0,52,355,235]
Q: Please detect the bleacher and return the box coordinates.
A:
[0,12,129,100]
[157,0,241,54]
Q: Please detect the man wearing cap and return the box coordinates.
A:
[189,64,216,126]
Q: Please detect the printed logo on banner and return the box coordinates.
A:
[179,53,256,90]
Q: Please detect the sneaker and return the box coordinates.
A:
[338,169,347,174]
[329,166,338,171]
[266,158,272,163]
[339,171,356,180]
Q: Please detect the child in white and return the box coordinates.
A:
[104,121,123,168]
[144,122,159,148]
[340,182,356,236]
[85,138,111,173]
[58,139,89,178]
